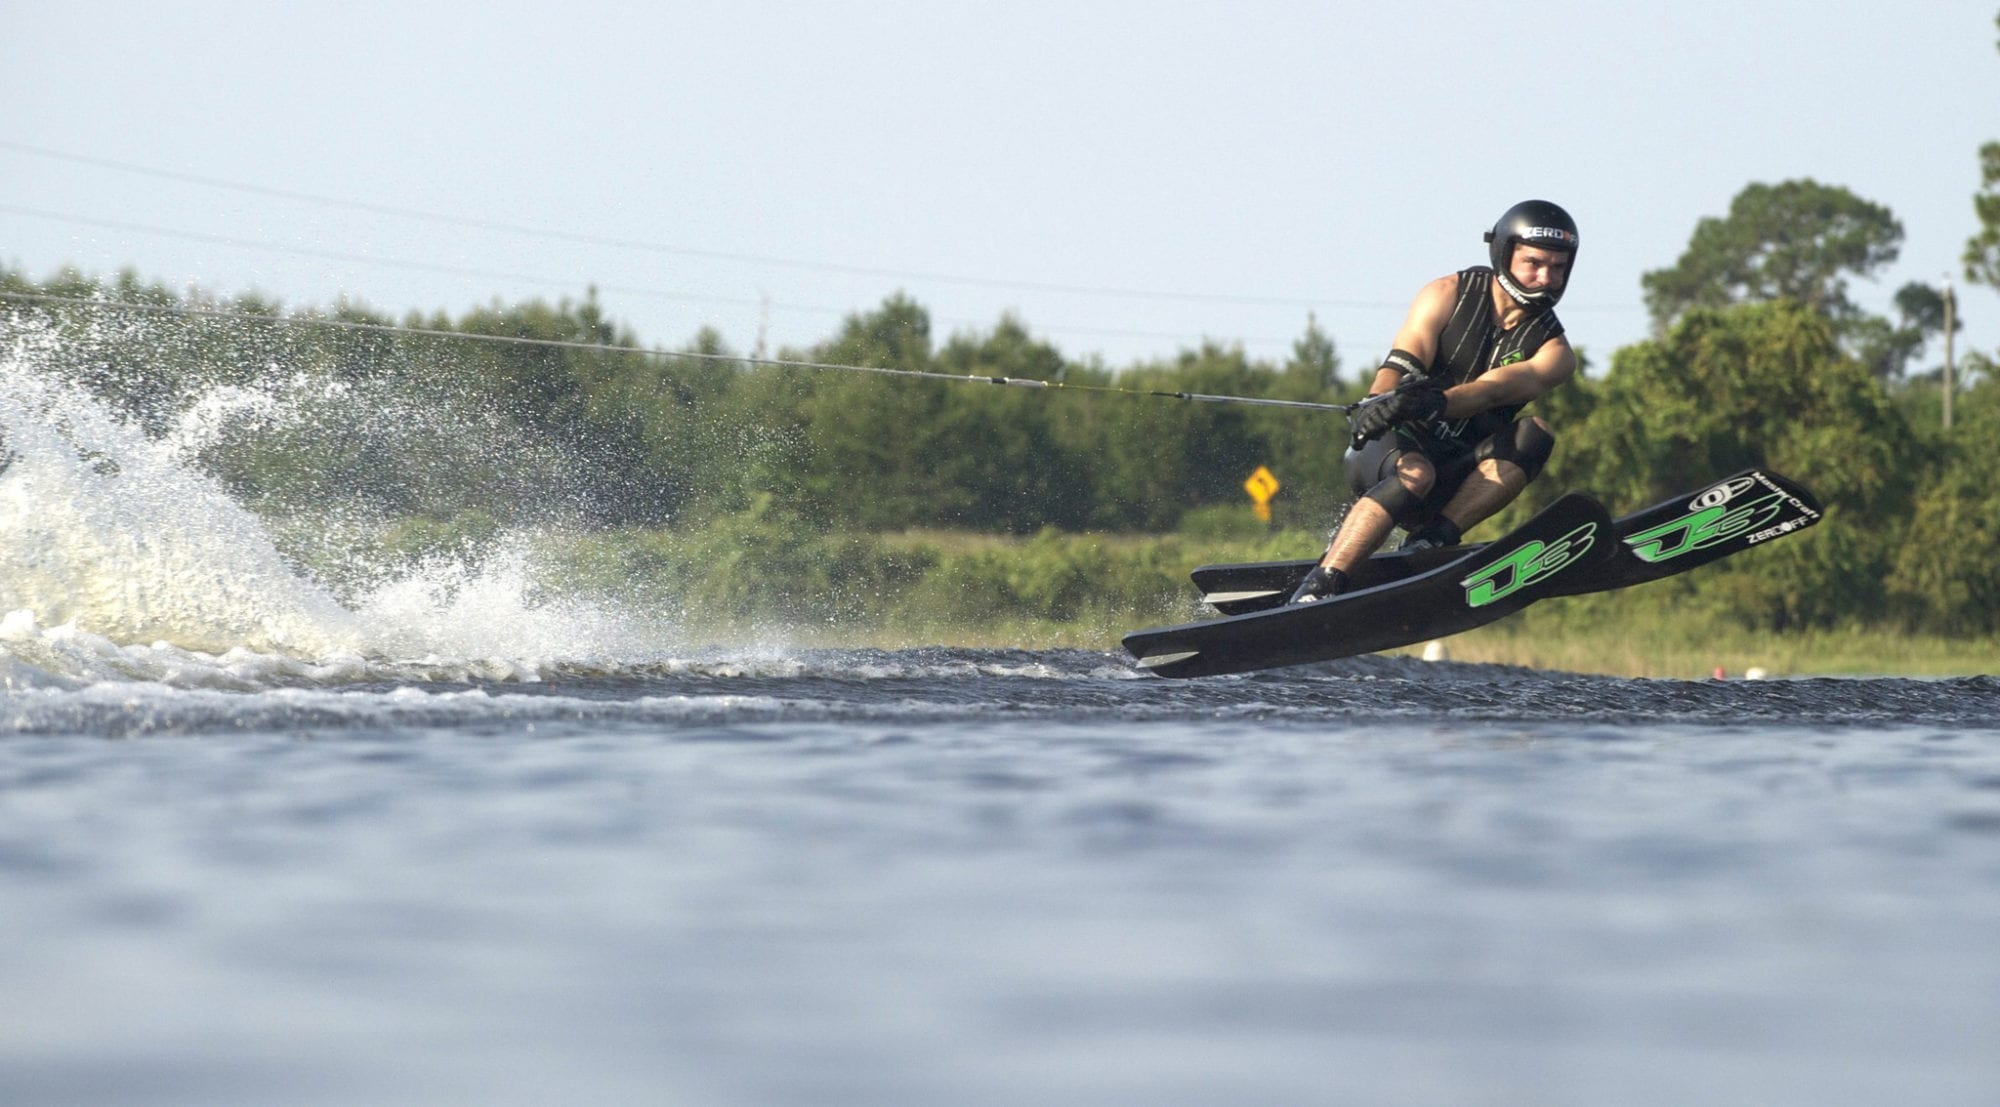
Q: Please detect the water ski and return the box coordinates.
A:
[1188,469,1823,616]
[1122,492,1617,679]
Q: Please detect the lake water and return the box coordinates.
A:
[4,643,1998,1107]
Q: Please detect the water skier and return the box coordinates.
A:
[1289,200,1581,604]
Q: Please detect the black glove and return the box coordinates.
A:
[1350,378,1447,447]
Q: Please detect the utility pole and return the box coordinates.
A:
[1943,276,1956,432]
[754,292,771,361]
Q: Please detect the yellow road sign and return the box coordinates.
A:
[1243,465,1279,504]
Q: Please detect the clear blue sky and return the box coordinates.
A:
[5,1,1996,376]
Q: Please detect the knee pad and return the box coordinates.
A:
[1364,474,1425,520]
[1344,435,1401,499]
[1346,437,1432,522]
[1473,419,1555,483]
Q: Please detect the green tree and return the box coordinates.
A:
[788,294,954,529]
[932,316,1093,531]
[451,290,658,524]
[1965,144,2000,290]
[1054,342,1278,531]
[1891,378,2000,632]
[584,326,760,524]
[1965,13,2000,291]
[1247,314,1351,527]
[1844,280,1961,379]
[1284,312,1342,391]
[1642,180,1903,336]
[1555,301,1917,628]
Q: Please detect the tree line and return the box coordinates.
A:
[0,268,1361,534]
[1,239,1990,636]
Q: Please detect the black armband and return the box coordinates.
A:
[1380,348,1428,378]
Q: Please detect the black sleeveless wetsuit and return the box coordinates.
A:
[1345,266,1566,521]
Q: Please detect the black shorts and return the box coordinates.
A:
[1344,413,1546,527]
[1343,429,1481,527]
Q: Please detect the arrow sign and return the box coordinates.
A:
[1243,465,1279,522]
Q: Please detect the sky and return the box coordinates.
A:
[4,1,1997,377]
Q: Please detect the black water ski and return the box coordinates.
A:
[1191,469,1822,615]
[1123,493,1616,679]
[1538,469,1822,597]
[1192,547,1461,616]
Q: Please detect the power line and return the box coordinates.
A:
[0,202,787,311]
[2,137,1653,323]
[1,136,1382,311]
[0,290,1363,415]
[0,203,1301,348]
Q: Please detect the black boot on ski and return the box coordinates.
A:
[1399,518,1463,553]
[1288,565,1349,605]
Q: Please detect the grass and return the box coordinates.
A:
[527,516,1998,679]
[687,607,1998,680]
[1410,622,1998,679]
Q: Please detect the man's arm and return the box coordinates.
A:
[1440,335,1577,418]
[1367,274,1460,395]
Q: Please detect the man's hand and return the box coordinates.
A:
[1351,378,1447,446]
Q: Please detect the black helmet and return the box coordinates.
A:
[1484,200,1578,310]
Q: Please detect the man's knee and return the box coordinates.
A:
[1364,456,1435,521]
[1393,455,1435,496]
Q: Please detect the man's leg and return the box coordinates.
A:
[1431,455,1530,535]
[1401,417,1555,550]
[1330,451,1434,571]
[1291,448,1436,602]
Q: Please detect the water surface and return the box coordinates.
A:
[5,646,1997,1106]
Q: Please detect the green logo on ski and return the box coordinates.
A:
[1626,491,1788,563]
[1462,522,1598,608]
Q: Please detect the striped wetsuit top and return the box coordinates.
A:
[1403,266,1565,458]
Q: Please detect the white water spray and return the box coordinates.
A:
[0,314,686,683]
